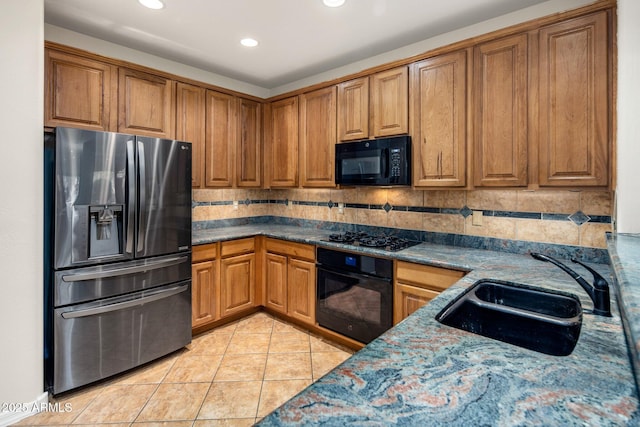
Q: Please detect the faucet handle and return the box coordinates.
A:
[570,258,609,290]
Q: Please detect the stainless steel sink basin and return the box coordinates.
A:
[436,279,582,356]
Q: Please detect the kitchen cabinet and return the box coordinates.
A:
[236,98,262,187]
[191,243,220,329]
[337,66,408,141]
[393,261,465,324]
[44,48,117,131]
[176,82,206,188]
[220,238,256,317]
[264,238,316,326]
[205,90,237,187]
[410,50,468,187]
[265,96,299,187]
[337,77,368,141]
[299,86,337,187]
[118,67,175,138]
[474,34,528,187]
[538,11,610,187]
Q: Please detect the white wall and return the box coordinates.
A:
[0,0,46,420]
[615,0,640,233]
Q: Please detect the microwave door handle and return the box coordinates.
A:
[381,148,389,178]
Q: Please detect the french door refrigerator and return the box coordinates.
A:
[44,127,192,394]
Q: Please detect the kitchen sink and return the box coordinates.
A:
[436,279,582,356]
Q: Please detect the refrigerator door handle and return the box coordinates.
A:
[60,284,189,319]
[61,255,189,282]
[126,139,136,255]
[137,140,147,254]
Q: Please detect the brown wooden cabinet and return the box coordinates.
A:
[265,96,299,187]
[263,238,316,326]
[236,98,262,187]
[338,67,408,142]
[220,238,256,317]
[191,243,220,329]
[205,90,237,187]
[44,49,117,131]
[370,66,409,137]
[176,82,206,188]
[337,77,369,141]
[538,11,610,187]
[410,50,468,187]
[393,261,465,324]
[474,34,528,187]
[118,67,175,138]
[299,86,337,188]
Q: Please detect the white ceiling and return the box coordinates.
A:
[44,0,551,89]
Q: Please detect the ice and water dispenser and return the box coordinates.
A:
[88,204,124,259]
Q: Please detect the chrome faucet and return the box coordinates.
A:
[531,253,612,317]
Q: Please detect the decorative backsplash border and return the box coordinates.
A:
[192,198,611,227]
[193,215,610,264]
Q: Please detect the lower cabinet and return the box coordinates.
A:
[191,243,220,328]
[191,238,257,331]
[393,261,465,324]
[264,238,316,326]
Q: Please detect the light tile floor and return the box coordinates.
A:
[17,312,353,426]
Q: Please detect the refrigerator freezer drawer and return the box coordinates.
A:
[52,281,191,395]
[54,253,191,306]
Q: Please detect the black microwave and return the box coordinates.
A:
[335,135,411,186]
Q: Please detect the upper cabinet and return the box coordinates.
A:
[337,66,408,141]
[236,98,262,188]
[410,50,468,188]
[299,86,337,188]
[204,90,236,187]
[118,68,175,138]
[45,49,117,131]
[473,34,529,187]
[265,96,299,188]
[176,82,206,188]
[537,11,610,187]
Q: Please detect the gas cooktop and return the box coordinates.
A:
[324,231,420,252]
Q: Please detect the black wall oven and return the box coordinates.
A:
[316,247,393,344]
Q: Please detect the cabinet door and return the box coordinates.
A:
[394,282,440,325]
[205,90,236,187]
[236,98,262,188]
[220,253,255,317]
[370,66,409,137]
[176,82,206,188]
[538,11,610,187]
[474,34,528,187]
[287,258,316,325]
[411,50,467,187]
[266,97,299,187]
[192,260,218,328]
[265,252,288,314]
[299,86,337,188]
[45,49,117,131]
[337,77,369,141]
[118,68,175,138]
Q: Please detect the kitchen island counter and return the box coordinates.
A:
[194,225,639,425]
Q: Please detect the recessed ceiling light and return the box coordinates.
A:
[138,0,164,10]
[323,0,346,7]
[240,38,258,48]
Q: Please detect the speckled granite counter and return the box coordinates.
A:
[194,226,640,425]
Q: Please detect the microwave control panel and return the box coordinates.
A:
[390,148,401,177]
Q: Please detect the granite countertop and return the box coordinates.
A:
[194,226,640,425]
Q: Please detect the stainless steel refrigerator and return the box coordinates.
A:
[44,127,192,394]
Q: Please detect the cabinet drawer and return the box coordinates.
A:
[396,261,464,292]
[221,237,255,257]
[192,243,218,262]
[265,238,315,261]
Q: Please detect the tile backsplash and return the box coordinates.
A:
[193,188,613,249]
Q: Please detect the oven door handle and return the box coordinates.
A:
[60,284,189,319]
[316,265,392,283]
